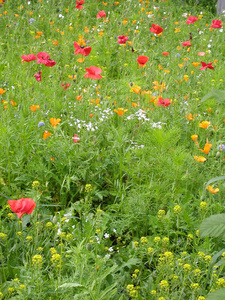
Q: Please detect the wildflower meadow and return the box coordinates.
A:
[1,0,225,299]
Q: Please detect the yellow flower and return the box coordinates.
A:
[191,134,198,141]
[174,28,181,33]
[114,108,128,116]
[174,205,182,214]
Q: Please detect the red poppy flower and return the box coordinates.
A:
[8,198,36,219]
[37,52,56,67]
[72,134,80,143]
[162,52,169,55]
[186,16,198,24]
[74,42,92,56]
[76,0,85,9]
[21,54,37,63]
[137,56,149,67]
[198,52,205,56]
[157,97,171,107]
[34,71,42,81]
[149,24,163,34]
[84,66,102,79]
[96,10,106,18]
[211,19,222,28]
[182,41,191,47]
[61,83,70,90]
[199,61,214,70]
[117,35,129,44]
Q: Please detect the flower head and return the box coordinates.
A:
[137,56,149,67]
[74,42,91,56]
[200,61,214,70]
[150,24,163,34]
[84,66,102,79]
[198,139,212,154]
[96,10,106,18]
[34,71,42,81]
[211,20,222,29]
[182,41,191,47]
[76,0,85,9]
[21,54,37,63]
[8,198,36,219]
[199,121,210,129]
[207,185,219,194]
[157,97,171,107]
[186,16,198,24]
[50,118,61,128]
[117,35,128,44]
[194,156,206,162]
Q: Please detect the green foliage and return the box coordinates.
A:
[206,289,225,300]
[200,214,225,238]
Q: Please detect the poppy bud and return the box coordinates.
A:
[215,110,219,115]
[74,65,79,72]
[216,151,221,158]
[200,195,205,201]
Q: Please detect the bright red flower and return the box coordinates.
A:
[211,19,222,28]
[37,52,56,67]
[149,24,163,34]
[137,56,149,67]
[157,97,171,107]
[34,71,42,81]
[96,10,106,18]
[117,35,129,44]
[73,42,92,56]
[21,54,37,63]
[8,198,36,219]
[182,41,191,47]
[72,134,80,143]
[61,83,70,90]
[162,52,169,55]
[84,66,102,79]
[76,0,85,9]
[186,16,198,24]
[199,61,214,70]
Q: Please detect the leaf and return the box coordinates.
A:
[205,176,225,187]
[57,283,84,289]
[200,90,225,103]
[22,215,31,230]
[200,214,225,238]
[206,288,225,300]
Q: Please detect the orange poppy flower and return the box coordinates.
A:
[194,156,207,162]
[199,139,212,154]
[191,134,198,141]
[0,88,6,95]
[37,31,43,36]
[130,85,141,94]
[114,108,128,116]
[91,98,100,105]
[206,185,219,194]
[192,62,200,67]
[43,131,52,140]
[76,95,82,101]
[199,121,210,129]
[30,105,40,111]
[50,118,61,128]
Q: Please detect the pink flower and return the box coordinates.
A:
[34,71,42,81]
[74,42,92,56]
[198,52,205,56]
[73,134,80,143]
[182,41,191,47]
[96,11,106,18]
[149,24,163,34]
[8,198,36,219]
[157,97,171,107]
[21,54,37,63]
[76,0,85,9]
[117,35,129,44]
[186,16,198,24]
[211,20,222,28]
[84,66,102,79]
[199,61,214,70]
